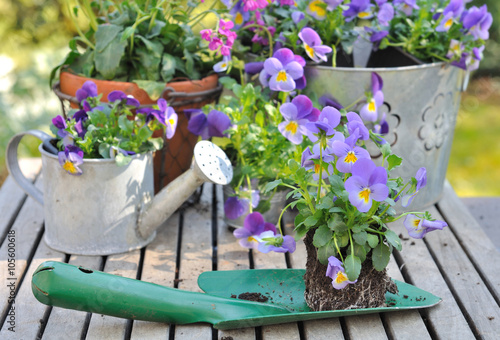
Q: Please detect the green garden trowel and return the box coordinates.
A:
[31,261,441,330]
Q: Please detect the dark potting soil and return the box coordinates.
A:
[232,292,269,303]
[303,230,398,311]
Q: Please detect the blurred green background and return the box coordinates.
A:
[0,0,499,196]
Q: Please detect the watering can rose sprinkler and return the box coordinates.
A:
[6,131,233,255]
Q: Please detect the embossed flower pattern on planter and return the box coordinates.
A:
[418,92,456,151]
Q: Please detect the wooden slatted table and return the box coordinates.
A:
[1,159,499,340]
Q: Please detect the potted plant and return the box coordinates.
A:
[227,0,492,209]
[231,76,447,310]
[185,46,316,228]
[51,0,237,190]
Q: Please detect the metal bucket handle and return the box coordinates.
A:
[6,130,56,205]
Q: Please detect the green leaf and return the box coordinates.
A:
[133,80,165,101]
[118,115,134,133]
[328,217,348,233]
[148,137,164,151]
[288,159,300,173]
[387,154,403,170]
[98,143,110,159]
[304,216,318,228]
[263,180,282,193]
[219,76,237,89]
[352,224,369,233]
[94,24,127,79]
[380,143,392,159]
[372,243,391,271]
[385,229,402,251]
[313,225,333,248]
[317,196,334,210]
[353,230,367,245]
[353,243,367,262]
[161,54,176,82]
[120,27,135,42]
[294,224,308,240]
[115,153,132,167]
[367,234,379,248]
[344,255,361,281]
[317,241,338,264]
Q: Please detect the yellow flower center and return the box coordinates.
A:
[445,18,453,29]
[345,151,357,164]
[368,98,376,112]
[62,160,78,174]
[304,44,315,59]
[314,164,321,174]
[168,118,175,126]
[276,70,288,82]
[335,271,348,284]
[413,219,421,228]
[358,11,371,19]
[248,236,258,243]
[359,188,371,203]
[285,121,298,134]
[235,12,244,26]
[308,1,326,18]
[221,63,228,68]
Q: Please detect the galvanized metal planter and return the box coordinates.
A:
[7,131,233,255]
[304,62,468,210]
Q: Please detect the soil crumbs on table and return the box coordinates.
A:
[231,292,269,303]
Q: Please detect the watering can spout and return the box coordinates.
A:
[137,141,233,240]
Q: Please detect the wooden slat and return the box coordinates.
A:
[438,181,500,301]
[215,185,256,340]
[0,159,41,243]
[253,210,301,340]
[0,175,45,321]
[0,232,65,339]
[423,206,500,338]
[85,250,142,340]
[130,212,179,339]
[174,183,214,340]
[384,256,431,339]
[388,215,476,338]
[285,210,345,340]
[42,255,103,340]
[345,314,387,339]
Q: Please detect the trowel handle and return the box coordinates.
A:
[31,261,288,326]
[6,130,56,205]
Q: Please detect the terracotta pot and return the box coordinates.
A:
[55,71,222,192]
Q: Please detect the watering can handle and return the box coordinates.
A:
[6,130,55,205]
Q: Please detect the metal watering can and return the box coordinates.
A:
[6,130,233,255]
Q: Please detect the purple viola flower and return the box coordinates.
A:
[377,3,394,26]
[301,144,335,180]
[360,90,384,122]
[245,61,264,75]
[394,0,419,16]
[404,214,447,239]
[233,212,276,249]
[58,145,84,176]
[443,0,465,19]
[326,256,357,289]
[373,112,389,135]
[401,167,427,207]
[188,109,231,140]
[278,95,319,144]
[331,134,371,173]
[462,5,492,41]
[107,91,141,107]
[364,27,389,49]
[343,0,375,21]
[298,27,333,63]
[74,119,87,139]
[446,39,464,59]
[372,72,383,93]
[57,129,75,147]
[109,146,136,159]
[76,81,98,103]
[292,11,305,24]
[225,188,260,220]
[213,55,231,73]
[344,158,389,213]
[52,115,67,129]
[257,231,296,254]
[319,95,344,110]
[305,106,342,142]
[436,12,454,32]
[159,99,178,140]
[346,112,370,140]
[306,0,328,20]
[451,52,470,70]
[263,48,304,92]
[72,109,89,122]
[468,45,485,71]
[229,0,250,29]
